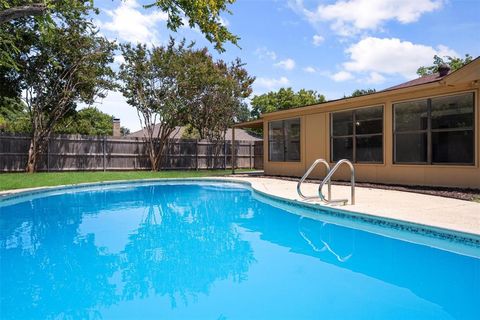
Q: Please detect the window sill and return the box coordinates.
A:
[391,163,478,169]
[268,161,302,164]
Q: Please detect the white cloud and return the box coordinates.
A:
[312,34,324,46]
[113,55,125,65]
[255,76,290,89]
[218,17,230,27]
[363,72,386,84]
[100,0,168,44]
[254,47,277,60]
[331,71,354,82]
[274,58,296,70]
[303,66,316,73]
[343,37,458,79]
[290,0,443,36]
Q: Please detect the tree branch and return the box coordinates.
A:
[0,4,47,24]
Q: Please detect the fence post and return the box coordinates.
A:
[165,139,168,170]
[103,136,106,172]
[47,137,50,172]
[224,140,227,169]
[232,128,236,174]
[195,139,199,171]
[249,142,253,169]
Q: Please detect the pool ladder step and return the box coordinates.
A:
[297,159,355,205]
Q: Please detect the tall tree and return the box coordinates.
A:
[0,2,115,172]
[416,54,473,76]
[118,40,188,171]
[180,49,254,140]
[18,20,115,172]
[250,88,325,119]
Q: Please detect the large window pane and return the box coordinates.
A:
[395,133,427,163]
[332,111,353,136]
[331,106,384,163]
[268,121,284,161]
[356,135,383,162]
[268,118,301,162]
[285,119,301,161]
[356,106,383,134]
[395,100,428,132]
[431,93,474,129]
[432,130,474,164]
[269,142,284,161]
[332,137,353,161]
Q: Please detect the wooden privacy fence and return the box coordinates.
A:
[0,134,264,172]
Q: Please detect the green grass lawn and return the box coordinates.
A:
[0,170,254,191]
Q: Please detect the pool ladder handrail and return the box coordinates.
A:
[318,159,355,205]
[296,159,331,201]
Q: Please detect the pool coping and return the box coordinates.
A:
[1,178,479,256]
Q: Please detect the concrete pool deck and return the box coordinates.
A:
[218,176,480,236]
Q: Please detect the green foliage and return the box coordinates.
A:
[21,24,116,121]
[145,0,238,52]
[0,96,30,132]
[250,88,326,119]
[181,124,201,139]
[118,40,187,124]
[416,54,473,76]
[55,107,114,136]
[349,88,376,97]
[0,1,97,70]
[1,0,238,69]
[180,49,254,140]
[120,126,130,136]
[0,101,118,136]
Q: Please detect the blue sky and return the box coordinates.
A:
[90,0,480,131]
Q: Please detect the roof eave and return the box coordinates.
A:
[259,80,446,118]
[233,118,264,128]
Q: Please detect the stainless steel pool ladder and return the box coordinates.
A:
[319,159,355,205]
[297,158,355,205]
[297,159,331,201]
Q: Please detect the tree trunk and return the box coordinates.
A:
[152,140,166,171]
[26,130,49,173]
[26,138,38,173]
[148,145,158,171]
[0,4,46,24]
[148,140,163,171]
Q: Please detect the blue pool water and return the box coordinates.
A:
[0,181,479,319]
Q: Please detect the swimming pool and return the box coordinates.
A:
[0,180,479,319]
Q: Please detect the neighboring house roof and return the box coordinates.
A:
[128,125,262,141]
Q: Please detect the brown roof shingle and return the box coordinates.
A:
[383,72,446,91]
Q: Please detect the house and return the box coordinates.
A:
[128,125,261,141]
[234,57,480,188]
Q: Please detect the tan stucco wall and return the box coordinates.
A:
[262,82,480,188]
